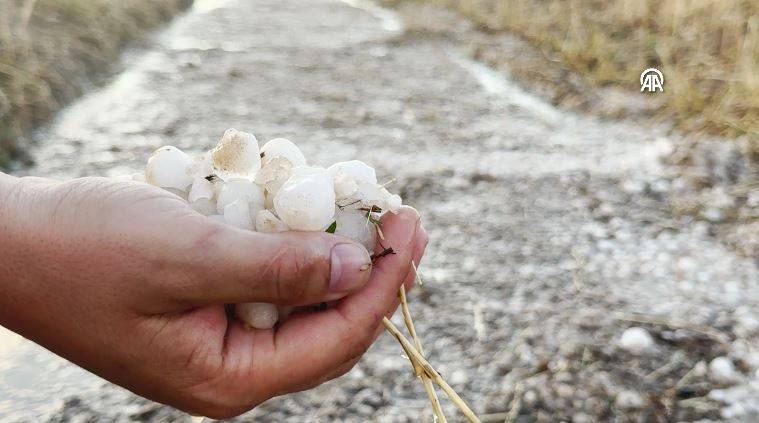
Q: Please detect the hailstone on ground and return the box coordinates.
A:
[142,129,403,329]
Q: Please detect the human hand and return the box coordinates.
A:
[0,175,427,418]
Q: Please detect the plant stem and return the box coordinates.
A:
[398,284,447,423]
[383,317,481,423]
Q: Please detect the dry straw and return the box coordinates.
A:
[382,265,481,423]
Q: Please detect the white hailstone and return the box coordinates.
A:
[333,173,359,200]
[188,176,215,202]
[260,138,306,168]
[334,208,378,250]
[618,327,655,354]
[236,303,279,329]
[386,192,402,213]
[376,185,402,213]
[329,162,378,202]
[216,178,265,214]
[264,189,276,211]
[191,198,217,216]
[223,199,254,230]
[255,156,294,199]
[187,153,214,178]
[255,209,289,233]
[145,146,193,190]
[327,160,377,185]
[354,181,386,209]
[274,166,336,231]
[140,129,407,332]
[210,128,261,176]
[709,357,740,385]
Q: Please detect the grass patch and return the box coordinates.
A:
[386,0,758,155]
[0,0,193,168]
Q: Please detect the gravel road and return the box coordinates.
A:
[1,0,757,421]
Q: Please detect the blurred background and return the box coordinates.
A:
[0,0,757,421]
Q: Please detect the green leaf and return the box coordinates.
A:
[325,221,337,233]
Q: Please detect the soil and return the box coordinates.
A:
[1,0,757,421]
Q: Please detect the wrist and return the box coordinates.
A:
[0,173,48,331]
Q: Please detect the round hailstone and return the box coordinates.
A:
[216,178,265,214]
[385,191,402,213]
[274,166,336,231]
[618,327,655,354]
[145,146,193,190]
[327,160,377,185]
[255,209,289,233]
[334,208,378,250]
[236,303,279,329]
[709,357,740,384]
[223,199,254,230]
[260,138,306,168]
[211,129,261,176]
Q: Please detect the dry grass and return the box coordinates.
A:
[0,0,193,166]
[387,0,758,154]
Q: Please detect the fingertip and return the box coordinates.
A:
[382,206,421,228]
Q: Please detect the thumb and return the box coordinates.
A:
[171,222,373,306]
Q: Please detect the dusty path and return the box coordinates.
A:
[1,0,757,421]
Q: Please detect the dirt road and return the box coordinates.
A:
[1,0,757,421]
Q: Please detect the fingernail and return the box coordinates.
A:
[396,209,421,247]
[330,243,372,292]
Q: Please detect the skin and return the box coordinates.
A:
[0,173,427,419]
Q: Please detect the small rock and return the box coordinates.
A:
[709,357,741,385]
[618,327,656,354]
[690,360,708,378]
[701,207,724,223]
[572,412,593,423]
[555,383,574,399]
[523,390,538,406]
[449,369,469,386]
[735,308,759,337]
[614,390,646,410]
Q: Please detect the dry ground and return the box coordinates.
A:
[0,0,757,421]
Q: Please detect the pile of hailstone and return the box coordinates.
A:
[143,129,402,329]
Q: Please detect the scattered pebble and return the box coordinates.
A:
[618,327,656,354]
[614,390,645,410]
[709,357,741,385]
